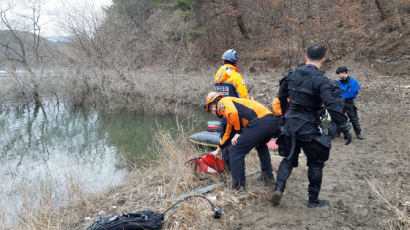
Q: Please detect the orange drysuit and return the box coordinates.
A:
[217,97,272,148]
[214,64,248,99]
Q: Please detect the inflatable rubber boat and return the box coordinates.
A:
[188,121,278,154]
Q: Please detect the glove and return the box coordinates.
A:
[318,107,326,119]
[338,122,352,145]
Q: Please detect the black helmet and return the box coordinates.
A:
[336,66,348,74]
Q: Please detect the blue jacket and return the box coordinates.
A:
[338,76,360,99]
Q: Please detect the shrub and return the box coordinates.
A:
[187,28,205,41]
[152,0,198,11]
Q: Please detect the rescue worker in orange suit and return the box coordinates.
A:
[203,92,281,190]
[214,49,248,99]
[272,44,352,208]
[214,49,249,172]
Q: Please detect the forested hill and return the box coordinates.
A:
[0,30,61,68]
[98,0,409,74]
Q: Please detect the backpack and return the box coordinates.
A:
[186,154,224,174]
[86,211,164,230]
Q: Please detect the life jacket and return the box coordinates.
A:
[186,154,224,174]
[214,64,248,99]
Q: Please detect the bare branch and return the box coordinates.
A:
[0,10,27,64]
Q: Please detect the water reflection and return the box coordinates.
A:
[0,102,129,221]
[1,102,126,186]
[0,100,209,223]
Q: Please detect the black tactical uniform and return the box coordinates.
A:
[273,64,352,207]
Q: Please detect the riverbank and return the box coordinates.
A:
[71,61,410,229]
[1,61,409,229]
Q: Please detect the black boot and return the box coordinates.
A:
[272,158,294,206]
[271,186,283,206]
[351,120,363,139]
[307,199,329,208]
[256,172,275,185]
[356,134,365,140]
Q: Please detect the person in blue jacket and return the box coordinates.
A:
[336,66,365,140]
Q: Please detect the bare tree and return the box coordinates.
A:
[0,0,47,106]
[375,0,386,20]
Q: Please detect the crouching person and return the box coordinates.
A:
[202,92,281,190]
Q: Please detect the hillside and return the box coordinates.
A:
[0,30,60,68]
[99,0,409,75]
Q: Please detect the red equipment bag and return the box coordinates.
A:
[186,154,224,174]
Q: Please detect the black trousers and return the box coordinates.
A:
[328,99,361,137]
[276,138,330,201]
[344,99,361,135]
[220,118,234,170]
[229,115,280,188]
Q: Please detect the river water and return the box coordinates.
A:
[0,100,209,222]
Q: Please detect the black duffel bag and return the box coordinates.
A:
[86,210,164,230]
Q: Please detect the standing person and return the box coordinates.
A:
[203,92,281,190]
[214,49,248,99]
[272,44,352,208]
[214,49,249,172]
[336,66,365,140]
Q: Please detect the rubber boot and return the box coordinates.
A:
[307,199,329,208]
[272,158,294,206]
[256,172,275,185]
[271,186,283,206]
[356,134,365,140]
[351,120,362,138]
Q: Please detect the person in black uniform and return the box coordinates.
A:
[272,44,352,208]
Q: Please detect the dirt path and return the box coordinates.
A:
[231,64,410,229]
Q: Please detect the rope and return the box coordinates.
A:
[162,194,216,215]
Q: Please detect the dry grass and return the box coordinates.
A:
[366,174,410,229]
[0,175,87,230]
[67,125,280,230]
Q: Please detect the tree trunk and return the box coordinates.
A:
[374,0,386,20]
[392,0,404,32]
[231,1,250,39]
